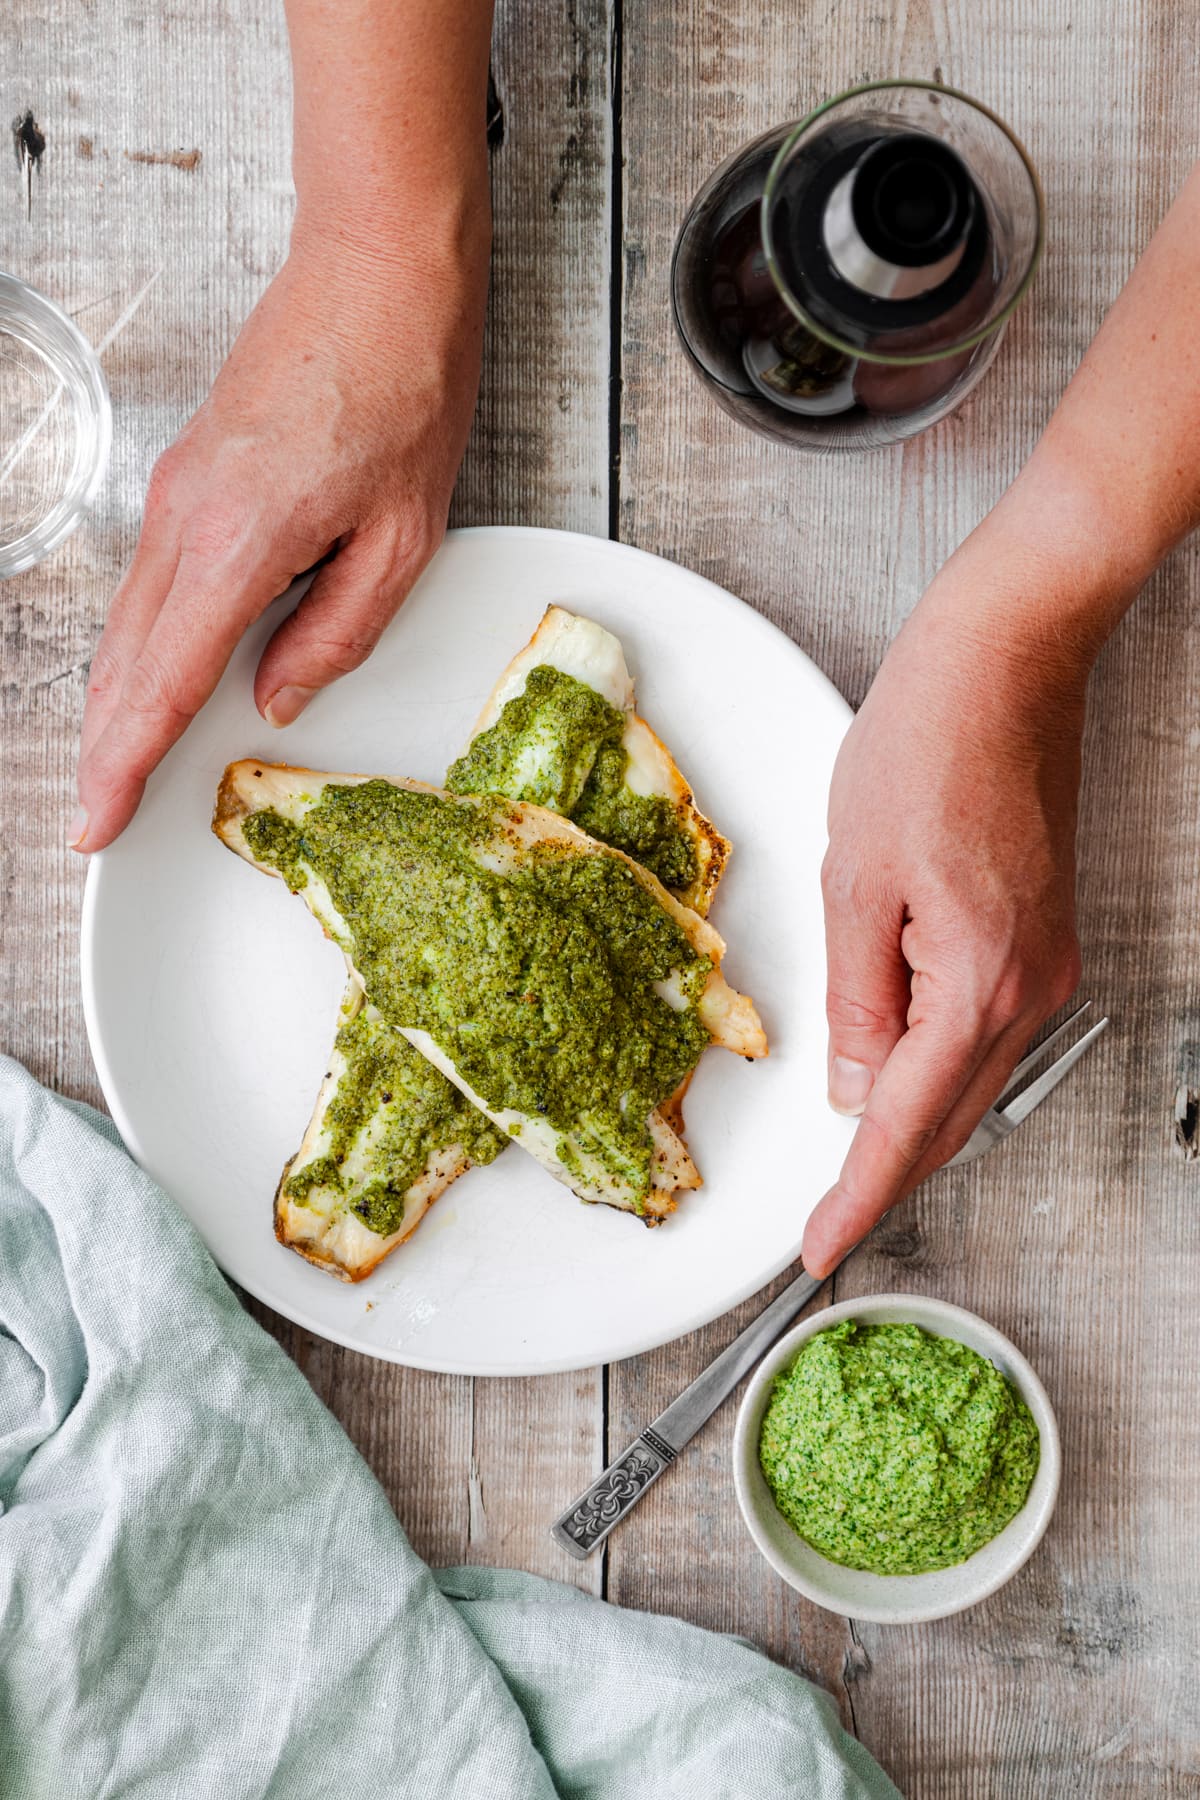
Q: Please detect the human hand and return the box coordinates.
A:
[801,543,1093,1278]
[73,203,489,851]
[800,158,1200,1276]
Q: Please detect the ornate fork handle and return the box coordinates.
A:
[551,1429,678,1557]
[551,1267,825,1559]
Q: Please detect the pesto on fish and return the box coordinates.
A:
[448,663,699,892]
[280,664,714,1242]
[280,1003,505,1239]
[240,606,738,1276]
[242,779,714,1210]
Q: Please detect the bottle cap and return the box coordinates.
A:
[823,134,978,302]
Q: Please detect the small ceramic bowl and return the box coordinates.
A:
[733,1292,1061,1625]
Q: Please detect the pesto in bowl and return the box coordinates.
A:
[758,1318,1040,1576]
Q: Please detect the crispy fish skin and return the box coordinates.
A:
[213,764,765,1219]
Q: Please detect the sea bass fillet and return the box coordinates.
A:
[450,606,729,914]
[272,978,507,1280]
[272,609,738,1280]
[214,765,764,1227]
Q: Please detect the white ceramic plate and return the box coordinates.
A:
[82,527,853,1374]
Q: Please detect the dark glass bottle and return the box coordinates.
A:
[671,83,1043,452]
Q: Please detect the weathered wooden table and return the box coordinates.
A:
[6,4,1200,1793]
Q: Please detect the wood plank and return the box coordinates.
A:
[453,0,613,537]
[446,0,613,1588]
[613,0,1200,1791]
[2,0,612,1593]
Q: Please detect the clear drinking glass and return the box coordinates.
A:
[0,272,111,576]
[671,80,1045,451]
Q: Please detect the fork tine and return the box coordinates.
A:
[996,1016,1110,1129]
[1000,1001,1092,1098]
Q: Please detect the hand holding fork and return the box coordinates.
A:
[553,1003,1107,1559]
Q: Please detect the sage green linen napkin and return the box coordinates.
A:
[0,1056,899,1799]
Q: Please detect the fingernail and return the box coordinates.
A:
[264,685,316,728]
[67,806,89,851]
[828,1056,874,1116]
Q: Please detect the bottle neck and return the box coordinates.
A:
[822,167,972,302]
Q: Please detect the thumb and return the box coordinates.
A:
[253,520,437,726]
[821,858,911,1116]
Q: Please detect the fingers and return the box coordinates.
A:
[76,535,290,851]
[78,469,185,766]
[804,923,1081,1278]
[897,946,1080,1192]
[900,1015,1035,1190]
[802,994,1000,1278]
[253,517,440,726]
[75,475,439,848]
[821,853,911,1117]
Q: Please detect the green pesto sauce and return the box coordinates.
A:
[243,780,711,1206]
[446,664,698,894]
[283,1006,504,1237]
[243,808,309,887]
[758,1321,1040,1576]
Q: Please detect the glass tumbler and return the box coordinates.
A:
[671,80,1045,452]
[0,272,111,576]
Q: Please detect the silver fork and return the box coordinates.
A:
[945,1001,1109,1166]
[551,1001,1109,1560]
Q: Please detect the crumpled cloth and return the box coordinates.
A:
[0,1056,899,1799]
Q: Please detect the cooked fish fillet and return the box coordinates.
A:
[214,763,765,1222]
[455,606,730,916]
[273,976,506,1280]
[274,609,740,1280]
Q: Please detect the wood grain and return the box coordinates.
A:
[614,0,1200,1793]
[453,0,613,536]
[5,0,1200,1791]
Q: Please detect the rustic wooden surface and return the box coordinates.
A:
[5,2,1200,1794]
